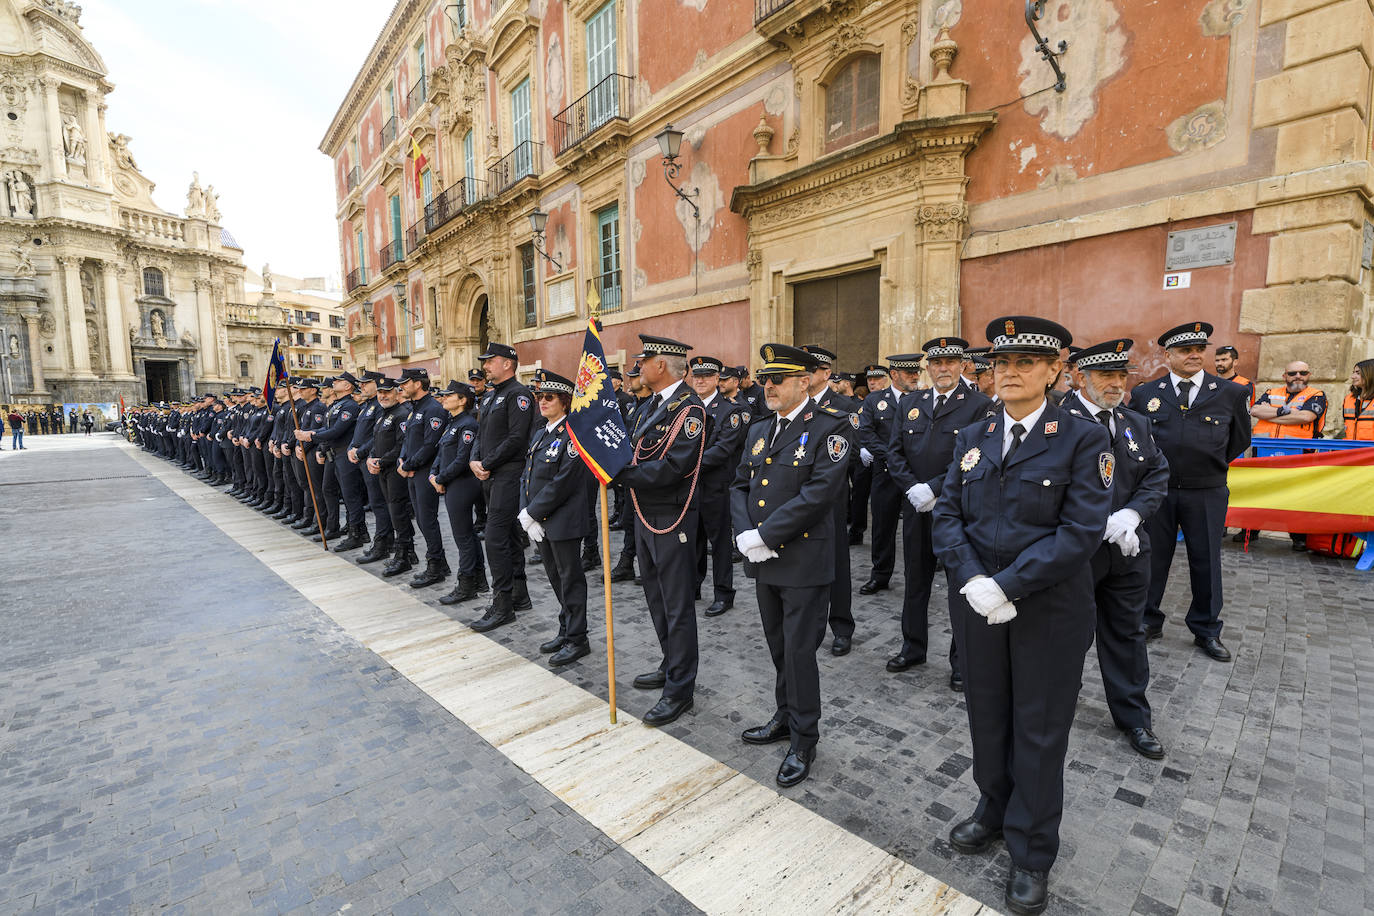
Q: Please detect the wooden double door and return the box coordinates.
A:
[790,268,880,371]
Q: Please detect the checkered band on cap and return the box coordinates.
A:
[991,332,1063,352]
[924,343,965,359]
[535,371,575,395]
[888,357,923,370]
[1161,329,1209,349]
[1075,351,1130,370]
[690,356,723,374]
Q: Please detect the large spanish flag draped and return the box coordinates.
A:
[1226,446,1374,533]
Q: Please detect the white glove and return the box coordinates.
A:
[736,528,766,554]
[1113,527,1141,557]
[906,483,937,512]
[859,448,874,467]
[985,601,1018,625]
[744,545,778,563]
[1102,508,1141,545]
[517,508,535,532]
[527,520,546,544]
[960,576,1009,618]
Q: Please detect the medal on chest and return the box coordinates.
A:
[1123,426,1139,452]
[960,447,981,472]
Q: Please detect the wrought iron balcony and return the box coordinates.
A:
[407,74,427,115]
[346,166,360,191]
[489,141,542,194]
[381,116,397,149]
[379,238,404,272]
[594,268,623,314]
[345,266,368,292]
[423,177,488,233]
[406,219,427,255]
[553,74,634,156]
[754,0,795,23]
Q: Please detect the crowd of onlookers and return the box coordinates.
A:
[3,405,95,449]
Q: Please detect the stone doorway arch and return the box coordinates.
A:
[440,271,489,380]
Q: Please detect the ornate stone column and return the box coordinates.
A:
[193,277,218,379]
[102,260,132,377]
[21,311,47,394]
[59,256,94,375]
[42,79,65,179]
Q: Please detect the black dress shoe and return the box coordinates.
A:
[1004,865,1049,915]
[1194,635,1232,661]
[741,715,790,745]
[512,591,533,612]
[858,578,888,595]
[776,746,814,788]
[1144,625,1163,640]
[1126,727,1166,759]
[704,599,732,617]
[540,635,567,654]
[886,653,925,672]
[642,695,693,727]
[830,635,851,656]
[549,641,590,667]
[633,670,666,690]
[949,817,1002,853]
[949,669,964,692]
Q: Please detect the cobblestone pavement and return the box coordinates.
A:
[5,434,1374,915]
[0,441,693,915]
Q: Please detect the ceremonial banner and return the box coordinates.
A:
[567,318,631,483]
[1226,446,1374,534]
[263,339,287,408]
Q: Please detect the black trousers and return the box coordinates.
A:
[304,452,326,521]
[827,494,854,639]
[381,467,413,545]
[899,508,959,671]
[333,453,366,529]
[322,459,341,530]
[364,465,393,539]
[869,467,899,581]
[542,537,589,643]
[481,472,525,596]
[408,473,445,561]
[848,463,871,536]
[958,573,1095,873]
[1144,485,1228,639]
[694,475,734,602]
[636,510,700,702]
[757,581,828,752]
[443,477,484,576]
[250,447,267,493]
[1089,541,1153,731]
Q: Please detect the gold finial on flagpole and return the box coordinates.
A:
[587,280,601,321]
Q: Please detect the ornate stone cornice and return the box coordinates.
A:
[319,0,426,154]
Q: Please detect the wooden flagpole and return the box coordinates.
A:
[588,282,617,725]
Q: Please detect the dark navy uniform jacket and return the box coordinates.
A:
[348,396,382,459]
[432,412,479,486]
[521,416,593,541]
[1126,372,1250,488]
[699,392,750,485]
[932,401,1112,601]
[888,380,993,498]
[617,384,708,528]
[1062,392,1169,521]
[399,393,447,473]
[298,398,327,455]
[314,395,359,453]
[857,386,902,471]
[371,402,410,468]
[476,377,536,476]
[730,400,853,587]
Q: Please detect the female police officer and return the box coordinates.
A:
[431,380,488,606]
[932,316,1112,915]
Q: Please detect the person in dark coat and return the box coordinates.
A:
[517,370,594,665]
[688,355,749,617]
[433,380,487,605]
[932,316,1112,915]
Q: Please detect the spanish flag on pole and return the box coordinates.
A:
[1226,446,1374,534]
[410,136,428,201]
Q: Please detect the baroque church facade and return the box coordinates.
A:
[0,0,247,407]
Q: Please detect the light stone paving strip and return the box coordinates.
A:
[125,442,999,916]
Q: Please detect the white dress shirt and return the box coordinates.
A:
[1169,369,1205,407]
[1002,400,1048,458]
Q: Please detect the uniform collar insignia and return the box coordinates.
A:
[1044,420,1059,435]
[802,411,812,421]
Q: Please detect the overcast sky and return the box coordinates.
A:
[79,0,395,284]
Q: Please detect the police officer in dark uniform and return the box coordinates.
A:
[517,369,594,665]
[933,316,1111,915]
[350,370,392,561]
[732,344,853,787]
[469,343,537,630]
[688,355,748,617]
[303,377,352,542]
[608,363,652,583]
[398,367,450,589]
[847,365,885,544]
[467,368,489,535]
[887,337,992,689]
[800,344,860,654]
[857,358,919,593]
[291,379,328,536]
[317,373,370,551]
[1128,321,1251,662]
[735,365,768,419]
[433,380,487,604]
[1064,338,1169,759]
[614,335,708,726]
[368,377,417,576]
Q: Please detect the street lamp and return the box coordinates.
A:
[654,123,701,293]
[528,208,562,272]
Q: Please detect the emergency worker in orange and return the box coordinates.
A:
[1251,361,1327,439]
[1214,345,1253,404]
[1341,358,1374,440]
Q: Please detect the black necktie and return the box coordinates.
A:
[1005,422,1026,463]
[1096,410,1113,439]
[1177,380,1193,408]
[772,416,791,448]
[935,394,947,413]
[635,394,660,434]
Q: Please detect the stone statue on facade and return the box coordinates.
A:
[150,310,164,339]
[204,185,220,221]
[6,170,34,217]
[8,333,18,360]
[80,267,96,312]
[11,242,34,277]
[109,133,138,171]
[261,263,274,294]
[186,172,205,216]
[62,112,87,164]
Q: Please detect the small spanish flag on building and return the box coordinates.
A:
[1226,446,1374,534]
[410,136,428,201]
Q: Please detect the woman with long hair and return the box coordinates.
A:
[1341,358,1374,440]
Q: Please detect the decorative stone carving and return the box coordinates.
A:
[753,116,775,156]
[150,309,165,340]
[930,28,958,80]
[80,265,96,312]
[40,310,57,338]
[7,333,18,359]
[750,166,920,229]
[186,172,205,216]
[109,132,139,170]
[1166,100,1228,153]
[261,263,274,294]
[5,170,34,217]
[61,111,86,165]
[1199,0,1249,36]
[10,242,34,276]
[829,20,867,59]
[204,185,220,221]
[915,202,968,241]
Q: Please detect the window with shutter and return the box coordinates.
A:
[586,2,617,127]
[511,79,532,178]
[824,55,880,153]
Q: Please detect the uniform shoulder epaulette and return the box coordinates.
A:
[670,391,691,408]
[819,404,849,419]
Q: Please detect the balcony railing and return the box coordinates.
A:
[594,268,623,314]
[346,166,360,191]
[553,73,634,155]
[754,0,795,24]
[423,177,487,233]
[407,74,427,115]
[489,141,542,195]
[381,116,397,149]
[406,219,427,255]
[379,238,404,272]
[345,266,368,292]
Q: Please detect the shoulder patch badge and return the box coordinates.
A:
[729,413,740,429]
[684,416,704,439]
[1099,451,1115,488]
[430,417,442,430]
[827,434,849,462]
[515,395,530,411]
[1146,397,1161,413]
[960,447,981,472]
[742,411,751,424]
[462,430,474,444]
[849,413,861,429]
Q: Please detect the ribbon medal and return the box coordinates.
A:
[1123,426,1139,452]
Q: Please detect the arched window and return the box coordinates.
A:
[142,267,165,297]
[824,54,880,153]
[239,360,249,377]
